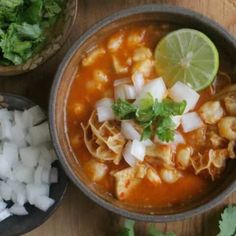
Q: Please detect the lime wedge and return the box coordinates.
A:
[154,29,219,91]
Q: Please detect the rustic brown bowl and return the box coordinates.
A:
[0,0,77,76]
[49,5,236,222]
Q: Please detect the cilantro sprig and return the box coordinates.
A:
[112,94,186,142]
[218,205,236,236]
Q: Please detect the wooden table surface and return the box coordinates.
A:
[0,0,235,235]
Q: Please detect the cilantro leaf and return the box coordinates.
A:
[217,205,236,236]
[141,125,152,141]
[154,99,187,117]
[0,22,43,65]
[117,219,135,236]
[148,224,176,236]
[112,99,137,119]
[156,117,175,142]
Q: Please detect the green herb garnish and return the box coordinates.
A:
[217,205,236,236]
[117,219,135,236]
[0,0,63,65]
[112,94,186,142]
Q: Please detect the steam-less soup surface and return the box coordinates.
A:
[66,23,236,207]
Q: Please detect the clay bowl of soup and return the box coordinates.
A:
[49,5,236,222]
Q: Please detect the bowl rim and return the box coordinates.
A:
[0,0,78,77]
[49,4,236,222]
[0,92,69,236]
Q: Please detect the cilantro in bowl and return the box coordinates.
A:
[0,0,63,65]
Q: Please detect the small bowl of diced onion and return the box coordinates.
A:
[0,93,68,236]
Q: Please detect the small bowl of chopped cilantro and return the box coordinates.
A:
[0,0,77,76]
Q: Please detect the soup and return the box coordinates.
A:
[66,23,236,208]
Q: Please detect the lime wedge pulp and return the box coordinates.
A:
[154,29,219,91]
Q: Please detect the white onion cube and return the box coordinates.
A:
[28,122,50,145]
[23,106,46,127]
[123,141,138,167]
[26,184,49,204]
[0,201,7,212]
[135,77,167,105]
[0,158,11,179]
[34,196,55,212]
[169,81,200,113]
[0,209,11,222]
[121,121,141,140]
[11,125,27,147]
[2,142,18,166]
[20,146,40,168]
[13,164,34,184]
[132,72,144,94]
[130,140,146,161]
[182,112,203,133]
[9,204,28,216]
[0,181,12,201]
[96,106,115,122]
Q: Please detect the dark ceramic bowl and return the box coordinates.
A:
[0,0,77,76]
[49,5,236,222]
[0,93,68,236]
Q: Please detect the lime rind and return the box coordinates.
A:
[155,28,219,91]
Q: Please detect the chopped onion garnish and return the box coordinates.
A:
[96,106,115,122]
[171,115,182,129]
[33,196,55,212]
[123,141,138,167]
[0,106,58,221]
[121,121,141,140]
[132,72,145,94]
[169,81,200,113]
[123,85,136,100]
[135,77,167,105]
[96,98,115,122]
[9,204,28,216]
[113,78,130,87]
[182,112,203,133]
[0,209,11,222]
[114,84,126,100]
[130,140,146,161]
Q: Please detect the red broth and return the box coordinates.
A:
[66,23,233,207]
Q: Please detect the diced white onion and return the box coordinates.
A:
[113,78,130,87]
[130,140,146,161]
[173,132,185,145]
[0,201,7,212]
[28,122,50,145]
[114,84,126,100]
[171,115,182,129]
[181,112,203,133]
[26,184,49,204]
[123,141,138,167]
[96,106,115,122]
[123,85,136,99]
[0,107,58,220]
[135,77,167,105]
[0,158,11,179]
[0,181,12,201]
[96,98,113,108]
[0,109,13,122]
[132,72,145,94]
[169,81,200,113]
[0,209,11,222]
[23,106,46,127]
[96,98,115,122]
[121,121,141,140]
[19,147,40,168]
[9,204,28,216]
[33,196,55,212]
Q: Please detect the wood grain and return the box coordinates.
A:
[0,0,233,235]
